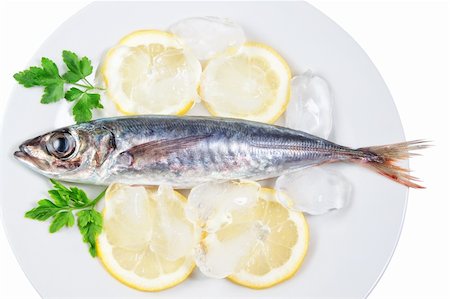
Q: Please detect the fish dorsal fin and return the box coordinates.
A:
[118,135,210,166]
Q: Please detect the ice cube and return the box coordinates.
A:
[285,71,333,139]
[169,16,246,61]
[185,181,260,232]
[194,222,259,278]
[149,185,198,261]
[275,167,351,215]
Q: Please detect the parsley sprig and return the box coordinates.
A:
[25,179,106,257]
[14,50,104,123]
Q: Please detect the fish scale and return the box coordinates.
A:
[100,116,347,187]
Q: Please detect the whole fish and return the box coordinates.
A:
[14,115,427,188]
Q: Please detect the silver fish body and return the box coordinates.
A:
[14,115,426,188]
[96,116,355,187]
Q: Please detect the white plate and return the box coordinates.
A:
[0,2,408,298]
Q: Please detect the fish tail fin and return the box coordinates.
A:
[355,140,431,189]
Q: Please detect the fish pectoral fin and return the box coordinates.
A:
[119,135,211,165]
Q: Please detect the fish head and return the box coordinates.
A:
[14,123,115,182]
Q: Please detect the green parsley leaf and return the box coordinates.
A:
[80,57,93,77]
[48,190,68,208]
[25,204,60,221]
[50,179,69,191]
[14,57,63,88]
[41,57,60,77]
[68,186,90,206]
[24,180,106,257]
[41,83,65,104]
[72,92,103,123]
[61,71,81,84]
[13,67,46,87]
[62,50,79,71]
[14,50,103,123]
[67,212,75,227]
[37,199,57,207]
[62,50,93,83]
[64,87,84,102]
[49,211,74,233]
[77,209,102,257]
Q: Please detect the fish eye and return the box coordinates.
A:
[47,132,76,159]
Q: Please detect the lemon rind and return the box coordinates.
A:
[96,235,196,292]
[97,184,195,292]
[226,188,309,289]
[118,29,179,47]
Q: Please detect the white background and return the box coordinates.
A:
[0,1,449,298]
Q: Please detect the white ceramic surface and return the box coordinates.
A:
[0,2,408,298]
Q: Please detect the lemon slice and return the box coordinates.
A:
[101,30,201,115]
[200,42,291,123]
[97,184,197,291]
[222,188,309,289]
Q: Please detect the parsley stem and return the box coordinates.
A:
[82,78,94,88]
[71,82,106,91]
[87,188,107,208]
[72,82,94,89]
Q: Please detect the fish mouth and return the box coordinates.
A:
[14,144,31,162]
[14,145,50,171]
[14,150,29,161]
[14,147,34,166]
